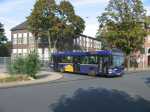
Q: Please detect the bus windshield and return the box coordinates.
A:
[113,55,124,67]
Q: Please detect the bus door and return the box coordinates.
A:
[102,56,109,74]
[98,56,103,74]
[53,56,59,71]
[73,57,80,73]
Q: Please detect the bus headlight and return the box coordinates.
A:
[108,69,113,74]
[114,68,117,71]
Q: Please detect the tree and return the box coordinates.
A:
[0,42,11,57]
[27,0,85,59]
[97,0,147,68]
[0,23,7,45]
[145,16,150,30]
[0,22,10,57]
[55,0,85,51]
[96,33,110,50]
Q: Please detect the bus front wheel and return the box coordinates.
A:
[60,68,64,73]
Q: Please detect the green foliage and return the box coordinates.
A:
[0,22,10,57]
[0,42,11,57]
[8,51,40,78]
[0,22,7,45]
[24,51,40,78]
[8,57,26,75]
[27,0,85,51]
[145,16,150,35]
[97,0,147,55]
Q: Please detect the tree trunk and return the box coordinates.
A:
[47,31,52,62]
[126,54,131,71]
[35,38,38,50]
[53,38,58,53]
[33,33,38,52]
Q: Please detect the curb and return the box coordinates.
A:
[0,72,63,89]
[125,69,150,74]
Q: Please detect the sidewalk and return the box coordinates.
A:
[0,67,149,89]
[0,71,63,89]
[125,67,150,74]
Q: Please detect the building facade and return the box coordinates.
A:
[11,21,101,61]
[144,27,150,67]
[74,34,101,51]
[11,21,49,60]
[130,26,150,68]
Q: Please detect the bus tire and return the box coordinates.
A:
[88,71,96,76]
[60,68,64,73]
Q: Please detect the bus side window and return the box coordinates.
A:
[80,56,88,64]
[89,56,97,64]
[61,56,73,63]
[81,56,98,64]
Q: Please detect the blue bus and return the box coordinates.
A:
[52,49,125,77]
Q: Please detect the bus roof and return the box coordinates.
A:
[52,50,112,57]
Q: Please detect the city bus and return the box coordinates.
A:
[52,49,125,77]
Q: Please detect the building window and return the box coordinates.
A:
[94,41,96,48]
[13,49,17,54]
[13,34,17,38]
[29,37,35,44]
[29,48,35,53]
[18,37,22,44]
[96,41,98,48]
[89,39,92,48]
[87,38,89,48]
[23,33,27,38]
[23,37,28,44]
[18,49,22,54]
[29,32,33,37]
[23,49,27,54]
[38,48,42,59]
[13,37,17,44]
[18,33,22,38]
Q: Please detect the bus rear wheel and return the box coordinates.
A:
[88,71,96,77]
[60,68,64,73]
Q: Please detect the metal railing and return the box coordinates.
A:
[0,57,11,73]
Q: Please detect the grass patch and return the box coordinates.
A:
[0,75,32,83]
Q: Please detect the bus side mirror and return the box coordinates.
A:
[121,63,125,69]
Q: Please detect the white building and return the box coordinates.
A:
[11,21,101,61]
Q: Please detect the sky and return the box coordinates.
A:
[0,0,150,40]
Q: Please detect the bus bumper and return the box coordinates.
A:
[108,69,124,76]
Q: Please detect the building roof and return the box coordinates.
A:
[11,21,28,31]
[79,34,100,41]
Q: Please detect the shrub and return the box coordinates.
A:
[13,57,26,74]
[8,51,41,78]
[8,57,26,75]
[24,51,40,78]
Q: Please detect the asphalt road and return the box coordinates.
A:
[0,72,150,112]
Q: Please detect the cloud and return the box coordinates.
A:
[0,0,25,39]
[145,6,150,15]
[83,22,99,37]
[0,17,19,40]
[69,0,109,6]
[0,0,27,14]
[0,0,36,40]
[1,0,148,39]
